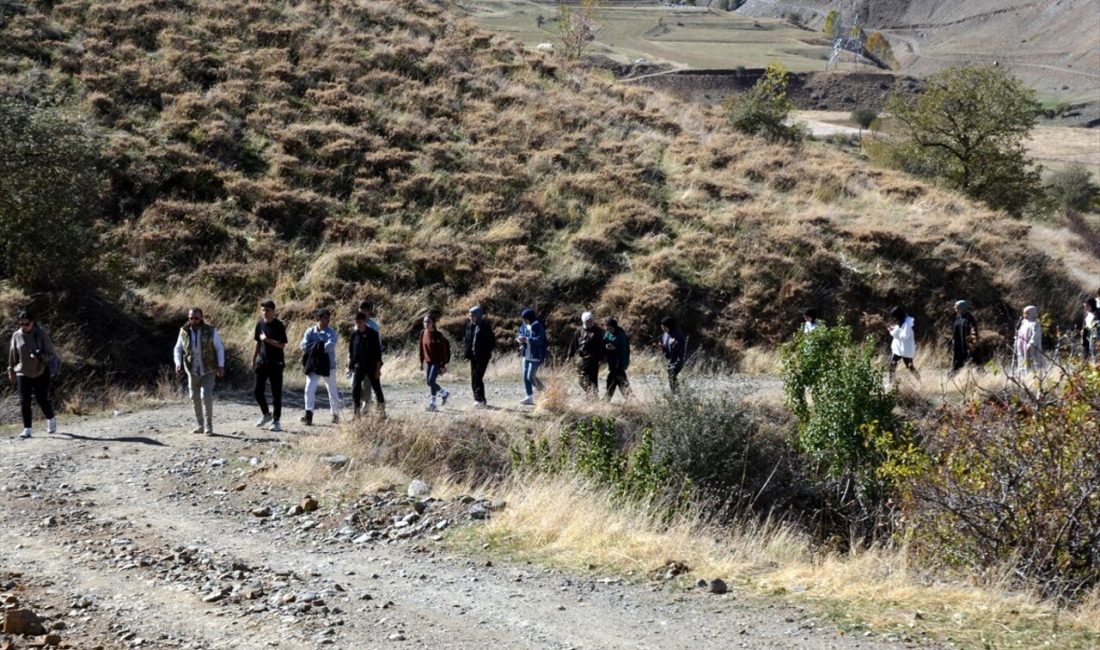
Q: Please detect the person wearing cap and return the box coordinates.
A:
[253,300,288,432]
[464,305,496,408]
[299,308,341,425]
[1015,305,1043,376]
[7,309,59,439]
[603,317,632,401]
[567,311,604,398]
[951,300,978,374]
[173,307,225,434]
[515,307,547,406]
[659,316,686,392]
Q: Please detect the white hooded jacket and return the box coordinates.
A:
[890,316,916,358]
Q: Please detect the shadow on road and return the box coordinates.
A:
[56,432,167,446]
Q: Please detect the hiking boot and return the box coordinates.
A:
[256,414,273,428]
[191,426,204,434]
[204,427,214,435]
[439,389,449,406]
[519,396,535,406]
[19,428,32,439]
[269,420,282,432]
[46,417,57,434]
[300,410,313,426]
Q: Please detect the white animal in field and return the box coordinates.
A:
[536,42,554,51]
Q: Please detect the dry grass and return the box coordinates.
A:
[471,476,1100,649]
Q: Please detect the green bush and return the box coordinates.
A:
[727,62,802,143]
[781,323,903,510]
[905,367,1100,598]
[1046,163,1099,213]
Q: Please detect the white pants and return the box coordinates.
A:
[304,371,342,413]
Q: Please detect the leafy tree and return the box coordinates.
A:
[884,66,1042,216]
[727,61,802,142]
[1046,163,1099,213]
[556,0,601,61]
[0,99,104,290]
[822,9,839,38]
[850,107,878,134]
[865,32,898,69]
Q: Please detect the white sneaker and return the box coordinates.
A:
[204,426,214,435]
[519,396,535,406]
[19,428,32,439]
[439,389,449,406]
[473,401,487,410]
[269,420,282,432]
[256,414,273,428]
[46,418,57,434]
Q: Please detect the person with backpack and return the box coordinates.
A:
[660,316,686,392]
[347,310,385,418]
[420,313,451,412]
[252,300,288,432]
[464,306,496,408]
[173,307,225,435]
[299,308,341,426]
[951,300,978,374]
[567,312,604,398]
[7,310,58,439]
[515,308,547,406]
[603,317,632,401]
[888,306,920,382]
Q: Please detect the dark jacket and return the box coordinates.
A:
[662,329,686,366]
[420,330,451,366]
[464,319,496,363]
[302,339,330,376]
[568,325,605,363]
[349,327,383,370]
[604,328,630,369]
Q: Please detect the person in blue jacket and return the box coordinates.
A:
[299,309,341,425]
[515,307,547,406]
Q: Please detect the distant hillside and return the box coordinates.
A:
[0,0,1085,375]
[735,0,1100,110]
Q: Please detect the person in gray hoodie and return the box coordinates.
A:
[7,310,58,439]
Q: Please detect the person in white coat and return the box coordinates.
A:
[888,306,920,381]
[1015,305,1043,376]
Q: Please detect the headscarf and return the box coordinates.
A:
[1023,305,1038,320]
[581,311,594,324]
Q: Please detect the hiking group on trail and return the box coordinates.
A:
[7,290,1100,438]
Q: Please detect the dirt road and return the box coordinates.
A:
[1,380,922,649]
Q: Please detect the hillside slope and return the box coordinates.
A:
[0,0,1084,370]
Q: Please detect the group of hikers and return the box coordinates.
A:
[9,290,1100,438]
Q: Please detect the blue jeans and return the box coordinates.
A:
[426,363,443,396]
[522,359,544,397]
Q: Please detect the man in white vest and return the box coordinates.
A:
[173,308,225,434]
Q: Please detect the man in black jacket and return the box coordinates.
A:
[464,306,496,408]
[567,311,604,398]
[347,311,385,418]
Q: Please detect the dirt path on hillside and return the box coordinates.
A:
[1,379,924,650]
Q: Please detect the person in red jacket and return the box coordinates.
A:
[419,313,451,412]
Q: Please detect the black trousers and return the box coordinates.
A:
[18,374,54,428]
[352,366,385,412]
[667,362,683,392]
[470,359,489,403]
[254,365,283,421]
[578,360,599,397]
[606,364,630,399]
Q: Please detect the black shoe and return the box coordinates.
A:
[300,410,313,426]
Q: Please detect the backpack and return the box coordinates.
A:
[32,327,61,378]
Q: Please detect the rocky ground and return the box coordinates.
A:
[1,379,932,649]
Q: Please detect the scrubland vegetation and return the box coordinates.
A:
[2,0,1098,644]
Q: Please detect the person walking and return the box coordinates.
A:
[358,300,381,333]
[887,306,920,382]
[7,310,58,439]
[660,316,686,392]
[567,312,604,398]
[464,306,496,408]
[1082,298,1098,361]
[951,300,978,374]
[173,308,225,434]
[515,308,547,406]
[1015,305,1043,376]
[603,317,632,401]
[300,309,341,425]
[419,314,451,411]
[348,310,385,418]
[252,300,287,432]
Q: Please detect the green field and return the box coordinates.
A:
[460,1,837,71]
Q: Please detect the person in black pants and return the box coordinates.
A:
[464,306,496,408]
[660,316,686,392]
[7,310,58,439]
[567,312,605,398]
[347,310,385,417]
[252,300,288,432]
